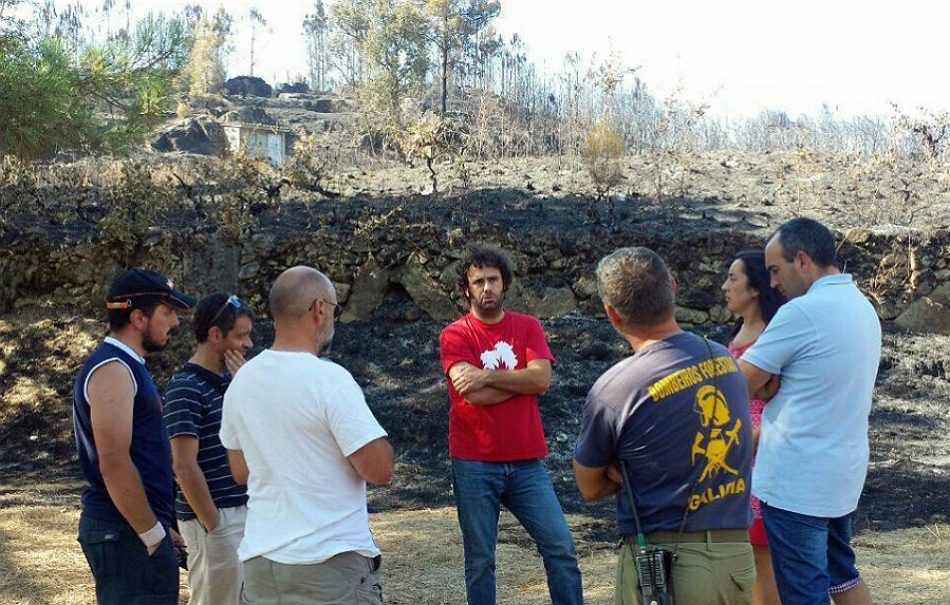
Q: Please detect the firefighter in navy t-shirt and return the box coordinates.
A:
[574,248,754,605]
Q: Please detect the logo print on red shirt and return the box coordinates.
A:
[480,341,518,370]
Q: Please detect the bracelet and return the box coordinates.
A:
[138,521,166,548]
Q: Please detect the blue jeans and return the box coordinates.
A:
[77,513,179,605]
[761,502,861,605]
[451,458,584,605]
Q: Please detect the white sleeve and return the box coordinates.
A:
[219,387,240,450]
[324,371,387,457]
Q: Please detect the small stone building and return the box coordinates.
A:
[221,122,295,166]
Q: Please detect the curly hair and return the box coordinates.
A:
[456,246,514,302]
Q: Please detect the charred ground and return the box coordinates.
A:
[2,306,948,545]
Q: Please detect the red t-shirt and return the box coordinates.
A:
[439,311,555,461]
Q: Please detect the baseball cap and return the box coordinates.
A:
[106,268,197,311]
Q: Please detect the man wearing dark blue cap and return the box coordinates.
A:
[72,268,196,605]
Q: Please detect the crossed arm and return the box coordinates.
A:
[447,358,552,405]
[227,437,394,487]
[573,361,778,504]
[738,359,781,402]
[573,460,622,502]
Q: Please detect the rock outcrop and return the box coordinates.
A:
[223,76,273,98]
[151,116,227,155]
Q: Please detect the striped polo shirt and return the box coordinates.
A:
[163,363,247,520]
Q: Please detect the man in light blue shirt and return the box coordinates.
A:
[739,218,880,605]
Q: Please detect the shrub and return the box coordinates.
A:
[584,122,625,197]
[285,132,340,198]
[98,162,169,264]
[398,112,459,193]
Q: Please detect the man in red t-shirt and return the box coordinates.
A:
[439,246,583,605]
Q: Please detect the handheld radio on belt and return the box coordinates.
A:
[620,460,674,605]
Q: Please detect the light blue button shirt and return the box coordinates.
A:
[741,273,881,517]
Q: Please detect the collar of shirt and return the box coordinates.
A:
[182,362,230,390]
[104,336,146,365]
[808,273,852,293]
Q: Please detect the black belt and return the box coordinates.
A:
[624,529,749,545]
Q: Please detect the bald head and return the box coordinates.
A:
[269,266,334,323]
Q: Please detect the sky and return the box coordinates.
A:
[495,0,947,119]
[36,0,950,119]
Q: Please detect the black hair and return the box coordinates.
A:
[456,246,514,301]
[108,302,158,332]
[729,250,787,339]
[193,293,256,343]
[771,217,836,268]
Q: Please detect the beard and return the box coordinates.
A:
[317,327,334,357]
[471,292,504,318]
[142,327,177,353]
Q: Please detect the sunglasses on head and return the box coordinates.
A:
[210,294,242,325]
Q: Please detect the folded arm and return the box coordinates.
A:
[573,460,621,502]
[448,359,552,406]
[348,437,394,485]
[738,359,780,402]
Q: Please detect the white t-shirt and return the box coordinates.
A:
[741,274,881,518]
[220,350,387,564]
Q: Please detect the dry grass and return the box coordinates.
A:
[0,482,947,605]
[371,509,615,605]
[852,526,950,604]
[0,482,97,605]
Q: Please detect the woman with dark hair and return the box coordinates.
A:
[721,250,786,605]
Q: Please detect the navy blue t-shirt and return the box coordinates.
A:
[163,363,247,520]
[574,332,752,534]
[72,338,174,525]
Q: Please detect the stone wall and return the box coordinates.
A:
[2,199,949,335]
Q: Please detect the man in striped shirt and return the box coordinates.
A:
[164,293,255,605]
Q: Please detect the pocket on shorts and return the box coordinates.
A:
[730,564,756,593]
[78,527,122,578]
[356,565,383,605]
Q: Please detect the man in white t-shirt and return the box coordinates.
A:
[220,266,393,605]
[739,218,881,605]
